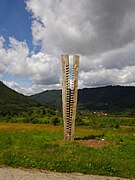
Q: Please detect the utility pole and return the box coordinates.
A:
[61,54,80,141]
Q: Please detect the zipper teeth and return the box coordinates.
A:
[64,58,78,137]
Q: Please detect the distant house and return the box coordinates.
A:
[97,112,108,116]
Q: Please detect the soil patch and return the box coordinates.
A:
[75,139,113,148]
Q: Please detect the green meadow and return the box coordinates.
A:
[0,121,135,178]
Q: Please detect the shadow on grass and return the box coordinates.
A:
[75,134,104,140]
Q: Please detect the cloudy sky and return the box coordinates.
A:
[0,0,135,95]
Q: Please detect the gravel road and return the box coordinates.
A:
[0,167,131,180]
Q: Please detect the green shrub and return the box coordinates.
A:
[51,116,60,126]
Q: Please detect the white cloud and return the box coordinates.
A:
[0,36,5,48]
[100,41,135,69]
[26,0,135,55]
[27,52,60,85]
[3,81,26,94]
[4,80,61,96]
[31,20,45,45]
[0,36,60,94]
[0,36,7,74]
[1,1,135,94]
[7,37,29,76]
[26,0,96,55]
[79,66,135,88]
[25,0,135,92]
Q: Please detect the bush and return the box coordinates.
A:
[52,117,60,126]
[76,115,84,125]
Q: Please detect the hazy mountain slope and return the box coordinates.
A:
[31,90,62,107]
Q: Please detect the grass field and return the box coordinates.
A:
[0,122,135,178]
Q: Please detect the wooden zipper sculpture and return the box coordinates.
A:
[61,54,80,141]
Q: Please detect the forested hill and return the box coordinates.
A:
[0,81,40,116]
[30,86,135,111]
[78,86,135,111]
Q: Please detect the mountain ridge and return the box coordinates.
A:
[0,81,41,116]
[1,81,135,113]
[30,85,135,112]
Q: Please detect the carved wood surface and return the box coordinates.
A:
[61,54,80,141]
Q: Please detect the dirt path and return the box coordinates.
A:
[0,167,130,180]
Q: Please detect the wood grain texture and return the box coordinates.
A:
[61,54,80,141]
